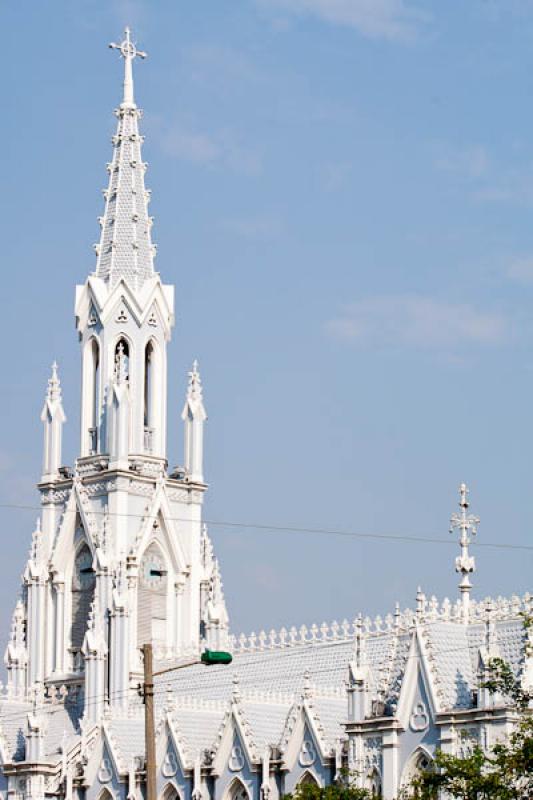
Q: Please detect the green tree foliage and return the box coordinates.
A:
[405,615,533,800]
[282,770,373,800]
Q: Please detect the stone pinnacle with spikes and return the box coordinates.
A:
[449,482,479,624]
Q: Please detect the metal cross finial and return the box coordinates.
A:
[449,482,480,624]
[109,28,147,108]
[109,26,147,62]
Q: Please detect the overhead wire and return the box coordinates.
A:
[0,502,532,553]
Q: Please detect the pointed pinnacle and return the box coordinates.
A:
[47,361,61,402]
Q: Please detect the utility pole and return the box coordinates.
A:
[143,643,231,800]
[143,643,156,800]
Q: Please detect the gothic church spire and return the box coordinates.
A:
[94,28,155,289]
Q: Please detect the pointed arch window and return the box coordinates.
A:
[85,338,100,455]
[71,541,96,652]
[297,772,319,789]
[401,749,434,790]
[96,790,114,800]
[144,341,154,452]
[138,541,168,648]
[160,786,181,800]
[143,339,162,454]
[365,770,382,798]
[226,779,249,800]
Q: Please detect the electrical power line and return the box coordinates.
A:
[0,502,532,553]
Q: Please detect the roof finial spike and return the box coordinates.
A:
[231,673,241,703]
[449,482,479,625]
[187,360,203,402]
[394,601,401,630]
[109,27,147,109]
[47,361,62,403]
[354,613,366,669]
[303,669,312,699]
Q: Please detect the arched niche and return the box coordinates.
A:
[224,778,250,800]
[82,336,101,455]
[71,540,96,654]
[137,541,169,648]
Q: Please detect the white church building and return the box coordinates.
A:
[0,30,530,800]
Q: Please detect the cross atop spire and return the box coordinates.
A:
[109,27,146,109]
[449,482,479,624]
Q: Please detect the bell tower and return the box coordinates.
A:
[5,29,229,709]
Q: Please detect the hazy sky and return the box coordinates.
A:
[1,0,533,647]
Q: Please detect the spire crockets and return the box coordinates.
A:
[94,28,155,289]
[449,482,479,624]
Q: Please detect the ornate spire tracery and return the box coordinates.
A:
[94,28,155,289]
[449,482,479,624]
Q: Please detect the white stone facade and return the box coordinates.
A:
[0,28,530,800]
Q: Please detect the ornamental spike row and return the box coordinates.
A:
[228,592,531,654]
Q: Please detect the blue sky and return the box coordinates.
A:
[1,0,533,646]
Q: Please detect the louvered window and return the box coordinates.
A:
[138,543,167,647]
[71,544,96,650]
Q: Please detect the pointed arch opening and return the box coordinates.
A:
[400,747,434,790]
[138,540,168,649]
[143,339,161,454]
[114,337,130,382]
[365,769,382,798]
[297,771,320,789]
[96,789,114,800]
[71,539,96,657]
[160,784,181,800]
[83,337,100,455]
[225,778,249,800]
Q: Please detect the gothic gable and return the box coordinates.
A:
[396,628,440,725]
[212,710,256,778]
[85,731,125,800]
[49,489,97,577]
[134,485,187,575]
[280,704,328,772]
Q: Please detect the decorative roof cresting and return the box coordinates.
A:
[93,27,155,290]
